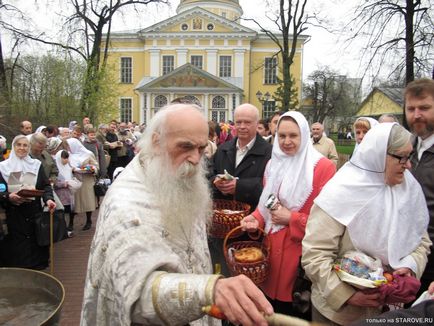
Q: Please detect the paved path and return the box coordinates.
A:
[47,211,97,325]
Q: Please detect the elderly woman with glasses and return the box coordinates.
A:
[302,123,431,325]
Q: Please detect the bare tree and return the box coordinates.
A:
[346,0,433,84]
[1,0,167,120]
[245,0,310,111]
[303,67,360,124]
[65,0,168,118]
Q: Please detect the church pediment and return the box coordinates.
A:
[136,63,243,92]
[139,6,256,35]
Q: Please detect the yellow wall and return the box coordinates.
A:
[357,90,402,116]
[103,14,305,121]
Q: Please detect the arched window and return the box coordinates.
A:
[212,95,225,109]
[184,95,201,106]
[154,95,168,108]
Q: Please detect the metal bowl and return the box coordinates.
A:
[0,268,65,325]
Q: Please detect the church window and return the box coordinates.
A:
[184,95,201,106]
[262,100,276,119]
[120,57,132,83]
[191,55,203,69]
[212,95,225,109]
[154,95,168,109]
[207,23,214,31]
[264,57,277,84]
[162,56,174,75]
[120,98,132,122]
[219,56,232,78]
[181,23,188,31]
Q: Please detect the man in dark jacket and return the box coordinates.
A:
[405,79,434,292]
[208,103,272,276]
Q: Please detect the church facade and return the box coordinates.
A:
[105,0,307,123]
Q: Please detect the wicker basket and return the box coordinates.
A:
[224,226,270,285]
[209,199,251,238]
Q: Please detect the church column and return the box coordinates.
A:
[146,93,152,122]
[139,91,145,124]
[204,93,209,119]
[234,49,245,85]
[150,49,161,77]
[206,49,218,76]
[176,49,188,67]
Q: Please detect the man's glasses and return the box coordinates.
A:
[387,152,410,164]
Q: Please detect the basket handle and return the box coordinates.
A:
[223,225,270,254]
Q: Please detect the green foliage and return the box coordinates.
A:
[7,54,85,128]
[82,63,119,125]
[273,74,299,111]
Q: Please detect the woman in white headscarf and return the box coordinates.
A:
[353,117,379,146]
[240,111,336,317]
[302,123,431,325]
[0,135,56,269]
[67,138,99,231]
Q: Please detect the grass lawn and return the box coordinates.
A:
[336,145,354,155]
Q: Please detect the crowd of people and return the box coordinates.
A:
[0,79,433,325]
[0,118,144,269]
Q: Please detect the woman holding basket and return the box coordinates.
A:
[240,111,335,318]
[301,123,431,325]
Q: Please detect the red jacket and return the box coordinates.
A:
[252,157,336,302]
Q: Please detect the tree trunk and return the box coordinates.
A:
[0,35,10,117]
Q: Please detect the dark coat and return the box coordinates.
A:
[0,166,54,269]
[410,139,434,282]
[105,132,119,162]
[84,140,108,178]
[209,133,272,210]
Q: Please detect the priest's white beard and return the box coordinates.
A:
[143,152,212,236]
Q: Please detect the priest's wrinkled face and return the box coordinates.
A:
[384,141,412,186]
[155,108,208,177]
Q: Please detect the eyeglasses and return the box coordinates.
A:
[387,152,411,164]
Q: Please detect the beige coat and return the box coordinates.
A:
[73,156,98,213]
[312,136,338,165]
[302,204,432,325]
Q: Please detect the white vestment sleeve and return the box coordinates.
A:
[132,272,222,325]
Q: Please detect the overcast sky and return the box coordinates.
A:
[5,0,371,81]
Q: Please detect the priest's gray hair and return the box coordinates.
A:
[387,124,412,154]
[137,103,203,156]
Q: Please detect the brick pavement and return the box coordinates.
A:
[47,211,97,326]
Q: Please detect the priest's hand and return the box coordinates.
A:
[213,275,273,326]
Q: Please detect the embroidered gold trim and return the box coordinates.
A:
[151,272,170,326]
[205,274,223,305]
[178,282,186,306]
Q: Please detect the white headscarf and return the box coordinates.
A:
[66,138,93,168]
[55,150,73,182]
[0,135,41,183]
[35,125,46,133]
[315,123,429,270]
[258,111,323,234]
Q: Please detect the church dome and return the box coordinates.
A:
[177,0,243,20]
